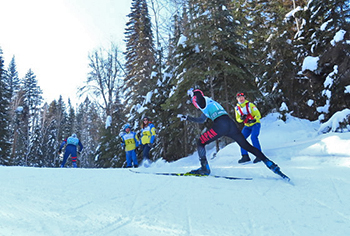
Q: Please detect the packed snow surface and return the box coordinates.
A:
[1,114,350,236]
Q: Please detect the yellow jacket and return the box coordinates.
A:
[235,100,261,127]
[121,131,139,151]
[140,123,156,145]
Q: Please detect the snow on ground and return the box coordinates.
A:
[1,114,350,236]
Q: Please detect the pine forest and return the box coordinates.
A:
[1,0,350,167]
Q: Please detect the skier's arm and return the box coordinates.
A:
[58,139,67,153]
[187,113,207,124]
[250,103,261,122]
[78,141,83,152]
[150,125,156,143]
[235,108,244,123]
[120,137,125,148]
[135,133,140,147]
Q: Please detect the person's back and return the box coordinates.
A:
[58,133,83,168]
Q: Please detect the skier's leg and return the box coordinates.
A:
[190,127,223,175]
[226,118,286,178]
[230,132,268,162]
[250,123,261,151]
[125,151,132,167]
[142,145,151,160]
[240,126,251,155]
[70,148,78,168]
[231,132,284,174]
[131,149,138,167]
[71,156,77,168]
[61,151,70,167]
[61,145,76,167]
[238,126,252,163]
[250,123,262,163]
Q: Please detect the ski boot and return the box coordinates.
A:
[263,159,290,181]
[189,159,211,175]
[253,157,262,163]
[238,154,251,164]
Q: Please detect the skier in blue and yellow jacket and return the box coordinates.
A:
[121,123,139,168]
[140,117,156,162]
[235,92,262,164]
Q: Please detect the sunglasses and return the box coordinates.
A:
[236,93,245,97]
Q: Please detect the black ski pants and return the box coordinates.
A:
[197,115,268,162]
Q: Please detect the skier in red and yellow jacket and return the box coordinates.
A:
[235,92,262,164]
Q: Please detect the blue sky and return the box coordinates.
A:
[0,0,131,105]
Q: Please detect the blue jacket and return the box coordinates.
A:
[59,136,83,153]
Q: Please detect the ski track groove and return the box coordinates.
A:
[315,176,350,223]
[98,217,132,236]
[67,201,93,212]
[184,187,193,236]
[330,176,343,205]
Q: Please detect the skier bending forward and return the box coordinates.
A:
[178,88,288,180]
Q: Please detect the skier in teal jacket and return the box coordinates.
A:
[177,88,289,181]
[58,133,83,168]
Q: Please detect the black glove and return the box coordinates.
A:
[247,119,256,124]
[241,115,247,121]
[139,145,143,151]
[58,150,61,155]
[148,143,153,148]
[78,151,81,155]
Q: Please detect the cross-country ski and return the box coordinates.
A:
[129,169,253,180]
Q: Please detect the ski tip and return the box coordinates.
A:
[287,178,295,185]
[283,176,294,185]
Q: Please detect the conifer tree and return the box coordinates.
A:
[124,0,157,117]
[162,0,256,160]
[66,99,76,135]
[290,0,350,120]
[6,56,20,100]
[76,97,104,168]
[40,102,59,167]
[20,69,43,165]
[0,48,11,165]
[56,96,69,141]
[6,56,21,157]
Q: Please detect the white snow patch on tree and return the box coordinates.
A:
[345,85,350,94]
[324,65,338,88]
[320,19,333,31]
[177,35,187,47]
[322,89,332,99]
[331,30,346,46]
[194,45,200,53]
[279,102,288,112]
[15,106,24,113]
[302,56,319,72]
[307,99,314,107]
[318,108,350,133]
[151,71,157,78]
[285,6,303,19]
[145,91,153,104]
[317,100,330,114]
[105,116,112,129]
